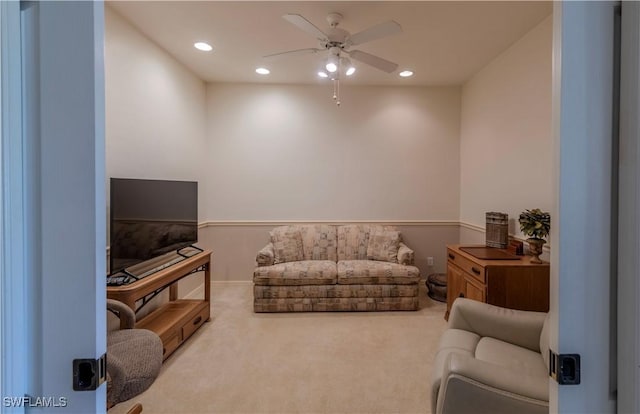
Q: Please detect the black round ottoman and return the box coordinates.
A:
[426,273,447,303]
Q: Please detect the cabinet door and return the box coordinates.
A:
[447,262,466,314]
[465,279,485,302]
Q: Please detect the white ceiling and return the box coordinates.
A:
[108,1,552,86]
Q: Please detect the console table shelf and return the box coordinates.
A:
[107,250,212,360]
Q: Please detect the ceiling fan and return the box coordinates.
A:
[264,13,403,76]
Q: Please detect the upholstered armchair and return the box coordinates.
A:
[431,298,549,414]
[107,299,163,409]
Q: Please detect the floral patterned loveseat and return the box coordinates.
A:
[253,224,420,312]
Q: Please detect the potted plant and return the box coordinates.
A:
[518,208,550,263]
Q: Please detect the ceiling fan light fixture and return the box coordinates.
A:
[273,13,403,106]
[194,42,213,52]
[399,70,414,78]
[255,67,270,75]
[340,57,355,76]
[326,47,341,73]
[326,58,338,73]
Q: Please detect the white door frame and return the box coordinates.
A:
[1,1,27,412]
[2,1,107,412]
[551,1,617,412]
[34,2,107,411]
[617,2,640,412]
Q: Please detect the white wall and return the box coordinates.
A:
[200,83,462,280]
[105,8,553,284]
[204,83,461,221]
[459,16,553,241]
[105,6,207,218]
[105,7,208,313]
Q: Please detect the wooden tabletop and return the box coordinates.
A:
[448,244,549,267]
[107,250,212,300]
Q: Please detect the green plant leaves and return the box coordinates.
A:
[518,209,551,240]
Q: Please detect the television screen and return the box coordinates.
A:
[109,178,198,275]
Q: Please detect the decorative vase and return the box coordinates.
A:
[527,238,545,264]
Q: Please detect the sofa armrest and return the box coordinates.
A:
[448,298,547,352]
[436,353,548,414]
[256,243,275,266]
[397,242,414,265]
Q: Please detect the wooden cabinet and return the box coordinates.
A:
[107,250,212,360]
[445,245,549,319]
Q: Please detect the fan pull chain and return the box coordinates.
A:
[332,79,341,107]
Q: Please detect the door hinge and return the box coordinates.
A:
[549,350,580,385]
[73,353,106,391]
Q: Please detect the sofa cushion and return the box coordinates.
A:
[313,297,418,312]
[253,284,419,299]
[367,228,401,263]
[475,337,547,379]
[337,225,371,261]
[253,260,337,286]
[270,226,303,264]
[337,260,420,284]
[299,225,337,261]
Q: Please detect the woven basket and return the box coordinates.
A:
[486,212,508,248]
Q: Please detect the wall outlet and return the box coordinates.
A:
[427,256,434,266]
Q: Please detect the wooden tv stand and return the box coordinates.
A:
[107,250,212,360]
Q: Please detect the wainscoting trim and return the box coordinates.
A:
[199,220,460,228]
[459,221,485,233]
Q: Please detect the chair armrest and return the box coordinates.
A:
[256,243,275,266]
[436,353,548,414]
[397,242,414,265]
[107,299,136,329]
[448,298,547,352]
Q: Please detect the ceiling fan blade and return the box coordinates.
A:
[348,50,398,73]
[282,14,328,41]
[348,21,402,46]
[263,48,323,60]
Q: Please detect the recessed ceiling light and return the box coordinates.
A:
[194,42,213,52]
[256,67,270,75]
[399,70,414,78]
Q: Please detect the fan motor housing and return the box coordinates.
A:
[326,28,349,45]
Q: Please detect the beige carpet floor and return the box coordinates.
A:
[109,281,447,414]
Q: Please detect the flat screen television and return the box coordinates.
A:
[109,178,198,275]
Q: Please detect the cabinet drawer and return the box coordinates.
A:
[182,305,208,340]
[465,279,485,302]
[162,332,181,360]
[447,248,485,283]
